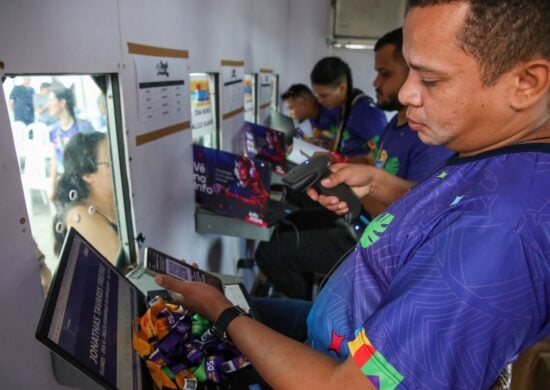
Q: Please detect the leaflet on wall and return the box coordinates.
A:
[221,60,245,120]
[258,69,272,107]
[242,122,287,175]
[190,74,215,138]
[243,74,255,123]
[193,144,271,227]
[257,69,273,124]
[130,44,190,128]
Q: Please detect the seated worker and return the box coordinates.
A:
[254,27,453,300]
[53,131,125,268]
[155,1,550,388]
[310,56,387,157]
[269,57,388,232]
[281,83,341,148]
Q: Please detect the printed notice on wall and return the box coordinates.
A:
[244,74,255,123]
[129,43,190,126]
[221,60,244,120]
[258,69,273,108]
[190,74,215,138]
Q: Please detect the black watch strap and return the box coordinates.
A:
[212,306,248,340]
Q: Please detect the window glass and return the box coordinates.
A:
[190,72,218,148]
[3,75,125,294]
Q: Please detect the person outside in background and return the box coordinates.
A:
[53,131,122,267]
[33,82,56,125]
[48,84,95,201]
[310,56,387,157]
[155,1,550,388]
[95,93,108,132]
[9,76,35,125]
[281,83,341,148]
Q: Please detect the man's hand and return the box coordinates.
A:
[154,274,232,322]
[306,163,376,215]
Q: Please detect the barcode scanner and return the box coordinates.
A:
[282,154,366,224]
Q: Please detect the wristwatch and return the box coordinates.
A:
[212,306,249,341]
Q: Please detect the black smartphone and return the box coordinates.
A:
[144,247,223,292]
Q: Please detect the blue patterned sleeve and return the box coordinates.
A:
[353,219,549,389]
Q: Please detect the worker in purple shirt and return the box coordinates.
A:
[310,57,387,157]
[281,83,341,148]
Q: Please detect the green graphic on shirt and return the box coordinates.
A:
[342,130,351,142]
[360,212,395,248]
[329,125,338,138]
[368,135,380,153]
[383,157,400,175]
[437,171,448,179]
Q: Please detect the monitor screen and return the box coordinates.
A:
[264,110,295,143]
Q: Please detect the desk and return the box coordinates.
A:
[194,207,275,241]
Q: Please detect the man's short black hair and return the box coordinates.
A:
[408,0,550,85]
[375,27,403,54]
[281,84,314,101]
[374,28,405,65]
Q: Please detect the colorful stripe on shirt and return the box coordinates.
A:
[348,329,404,390]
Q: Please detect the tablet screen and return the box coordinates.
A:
[36,229,147,390]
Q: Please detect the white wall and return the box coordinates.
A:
[0,0,383,387]
[282,1,381,110]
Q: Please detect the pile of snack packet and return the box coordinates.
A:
[132,296,250,389]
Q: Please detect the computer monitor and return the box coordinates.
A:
[264,110,295,144]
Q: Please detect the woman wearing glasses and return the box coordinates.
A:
[53,131,123,267]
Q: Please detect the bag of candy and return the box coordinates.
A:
[132,295,251,389]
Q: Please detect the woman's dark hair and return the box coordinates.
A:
[310,57,357,150]
[310,56,353,92]
[50,84,76,119]
[310,56,355,110]
[53,131,106,255]
[55,131,106,206]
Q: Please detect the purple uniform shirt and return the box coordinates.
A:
[309,105,341,140]
[373,115,453,181]
[308,144,550,389]
[339,91,386,156]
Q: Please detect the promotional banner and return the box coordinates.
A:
[242,122,287,175]
[193,144,271,226]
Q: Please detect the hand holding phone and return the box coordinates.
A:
[145,247,223,292]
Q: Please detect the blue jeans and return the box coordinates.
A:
[251,297,312,342]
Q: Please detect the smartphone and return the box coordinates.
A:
[144,246,223,292]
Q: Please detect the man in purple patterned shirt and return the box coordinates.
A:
[157,1,550,388]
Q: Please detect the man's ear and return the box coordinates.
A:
[510,59,550,110]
